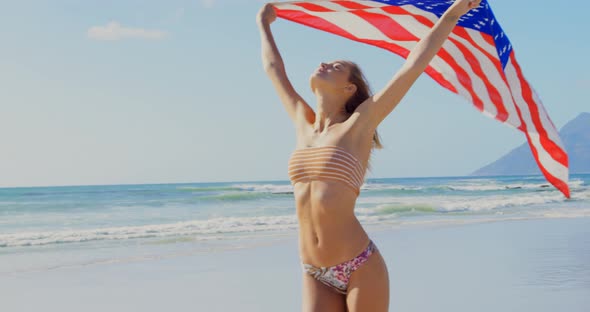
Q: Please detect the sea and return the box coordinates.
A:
[1,174,588,255]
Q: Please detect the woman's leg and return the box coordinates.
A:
[345,249,390,312]
[302,272,347,312]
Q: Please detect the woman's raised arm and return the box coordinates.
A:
[257,3,315,125]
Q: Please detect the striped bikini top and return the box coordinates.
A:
[288,145,366,195]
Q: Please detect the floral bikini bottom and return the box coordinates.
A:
[302,240,378,295]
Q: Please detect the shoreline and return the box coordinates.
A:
[1,217,589,311]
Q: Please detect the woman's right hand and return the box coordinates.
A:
[257,3,277,26]
[446,0,482,19]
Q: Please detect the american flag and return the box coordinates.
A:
[272,0,570,198]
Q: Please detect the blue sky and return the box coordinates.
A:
[1,0,588,187]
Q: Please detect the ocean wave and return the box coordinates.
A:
[176,186,240,192]
[231,184,294,194]
[569,179,586,188]
[357,190,575,213]
[0,215,299,248]
[361,178,586,193]
[199,192,274,201]
[571,188,590,200]
[178,183,295,201]
[445,183,550,191]
[437,194,567,211]
[361,183,424,192]
[370,204,437,215]
[451,178,584,191]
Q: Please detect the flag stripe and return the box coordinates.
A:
[435,47,485,111]
[446,37,504,120]
[333,0,374,9]
[534,91,564,148]
[505,59,570,198]
[504,55,569,196]
[459,28,497,61]
[459,28,523,127]
[508,54,568,167]
[295,2,334,12]
[351,10,419,41]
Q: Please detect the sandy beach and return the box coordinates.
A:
[1,216,589,312]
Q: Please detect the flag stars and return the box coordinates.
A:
[385,0,508,61]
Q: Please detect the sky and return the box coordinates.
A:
[1,0,588,187]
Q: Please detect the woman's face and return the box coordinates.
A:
[310,61,353,92]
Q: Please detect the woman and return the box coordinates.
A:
[257,1,481,311]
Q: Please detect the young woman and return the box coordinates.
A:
[257,1,481,311]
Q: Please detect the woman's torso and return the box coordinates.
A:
[290,116,374,267]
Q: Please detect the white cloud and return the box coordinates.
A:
[87,21,167,41]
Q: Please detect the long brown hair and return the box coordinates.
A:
[342,61,383,150]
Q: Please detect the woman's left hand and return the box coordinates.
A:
[446,0,482,18]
